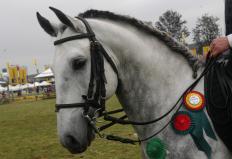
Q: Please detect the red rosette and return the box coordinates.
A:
[172,111,194,135]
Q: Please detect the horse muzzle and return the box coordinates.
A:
[60,125,95,154]
[62,135,87,153]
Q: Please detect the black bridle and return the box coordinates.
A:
[55,17,121,137]
[54,17,217,144]
[55,17,119,116]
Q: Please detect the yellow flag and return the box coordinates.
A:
[19,67,27,84]
[191,48,197,56]
[203,46,210,57]
[7,65,17,85]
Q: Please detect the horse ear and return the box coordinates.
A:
[49,7,85,32]
[36,12,58,37]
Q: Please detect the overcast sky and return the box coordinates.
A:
[0,0,224,74]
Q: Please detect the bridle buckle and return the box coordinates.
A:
[82,112,105,138]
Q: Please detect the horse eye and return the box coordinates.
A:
[71,58,86,70]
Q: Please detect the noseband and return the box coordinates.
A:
[55,17,119,118]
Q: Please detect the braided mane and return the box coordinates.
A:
[79,10,202,73]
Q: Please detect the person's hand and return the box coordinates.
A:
[210,37,230,57]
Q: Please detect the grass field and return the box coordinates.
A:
[0,97,140,159]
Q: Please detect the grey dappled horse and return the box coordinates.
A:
[37,8,232,159]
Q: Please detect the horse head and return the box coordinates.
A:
[36,7,118,153]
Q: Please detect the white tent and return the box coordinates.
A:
[9,85,21,91]
[32,81,51,87]
[20,83,35,89]
[20,84,28,90]
[39,81,51,86]
[34,68,54,78]
[8,84,33,91]
[0,86,7,92]
[34,82,40,87]
[27,83,35,88]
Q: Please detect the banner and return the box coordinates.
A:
[7,64,27,85]
[8,66,18,85]
[191,48,197,56]
[19,67,27,84]
[203,46,210,57]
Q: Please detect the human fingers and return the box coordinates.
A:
[210,43,216,57]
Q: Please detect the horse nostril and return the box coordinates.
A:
[67,135,78,145]
[63,135,87,154]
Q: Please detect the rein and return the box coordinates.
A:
[103,55,216,144]
[54,17,216,144]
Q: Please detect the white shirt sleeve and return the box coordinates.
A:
[227,34,232,48]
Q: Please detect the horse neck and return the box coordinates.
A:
[89,18,201,129]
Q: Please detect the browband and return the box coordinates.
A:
[54,33,95,45]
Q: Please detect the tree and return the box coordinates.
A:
[192,14,220,51]
[155,10,190,42]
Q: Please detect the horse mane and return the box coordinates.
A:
[79,10,202,73]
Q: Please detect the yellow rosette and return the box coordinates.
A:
[184,91,205,111]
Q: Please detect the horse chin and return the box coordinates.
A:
[64,136,95,154]
[87,125,96,146]
[68,146,88,154]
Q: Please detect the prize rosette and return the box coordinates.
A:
[184,91,205,111]
[172,111,194,135]
[146,138,166,159]
[170,91,217,158]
